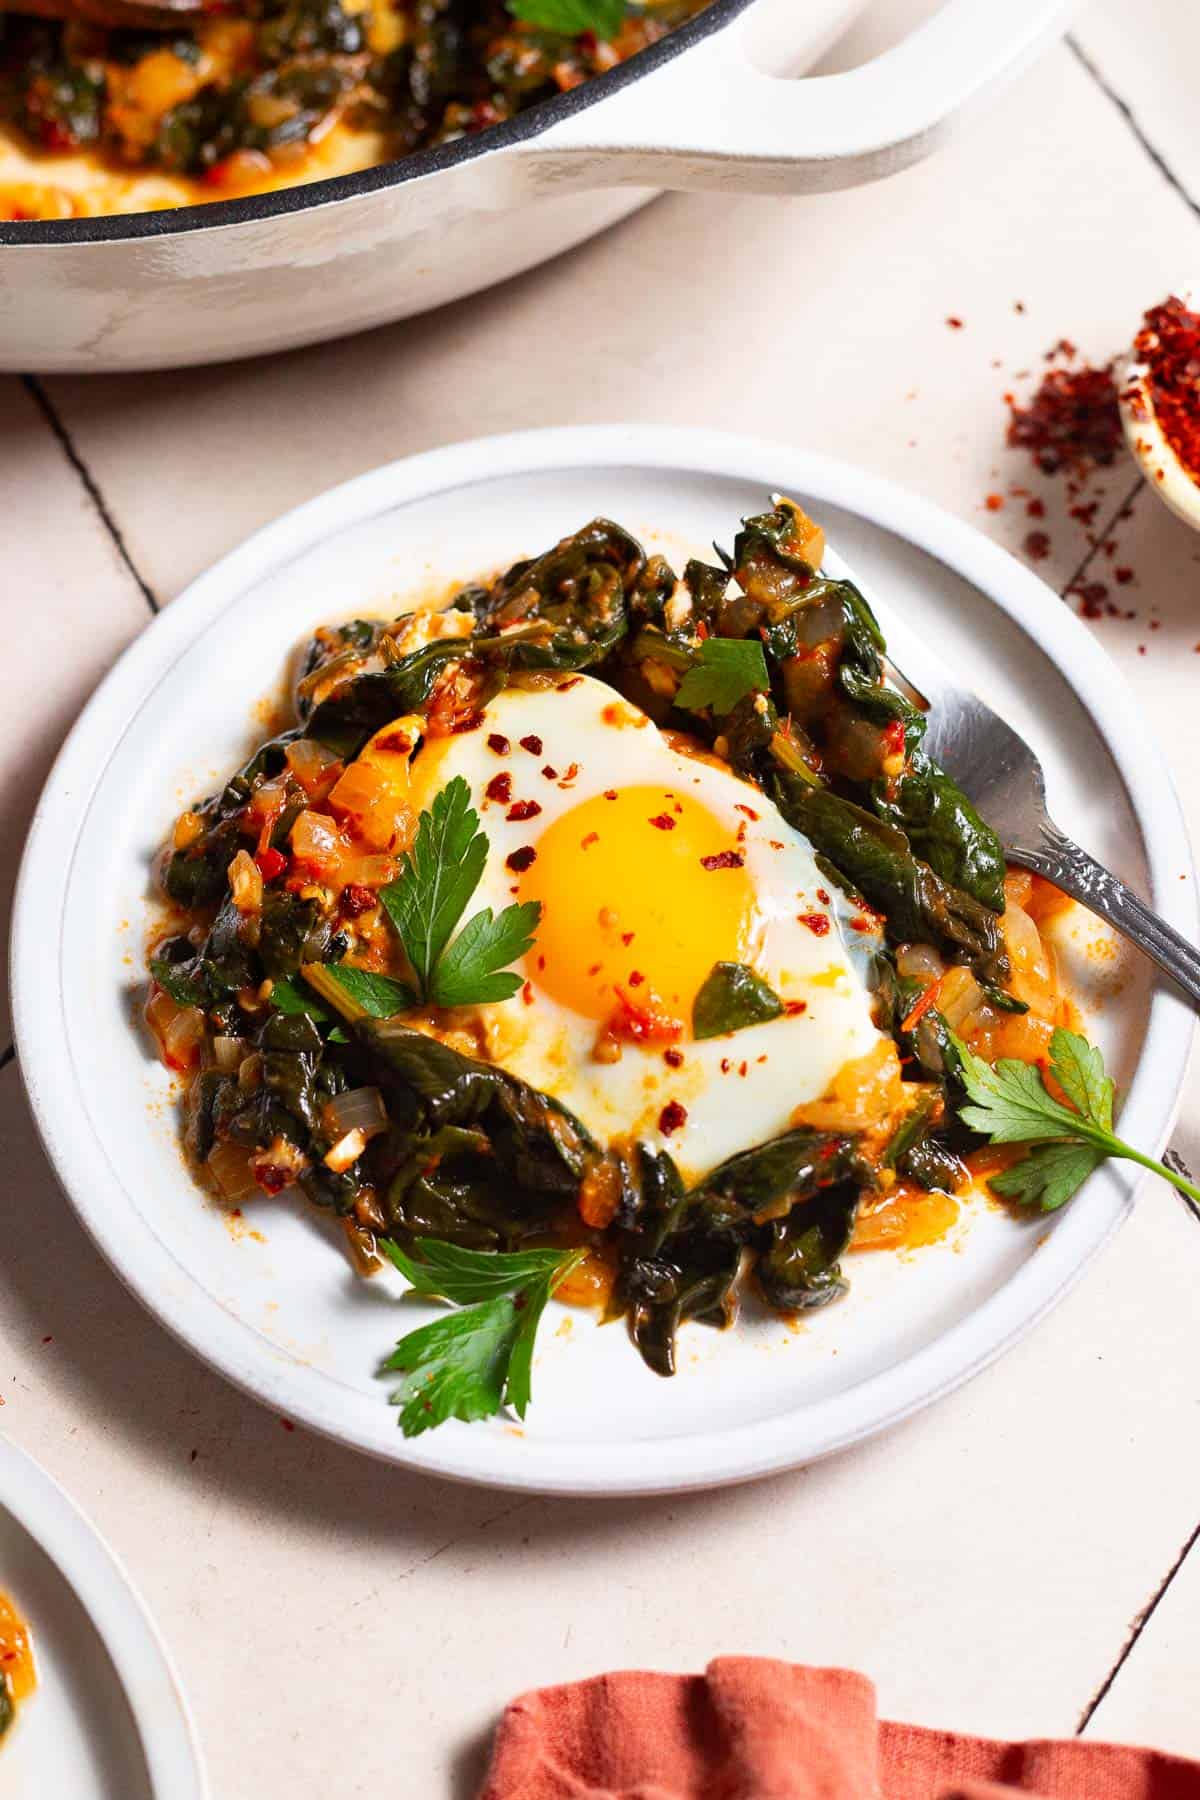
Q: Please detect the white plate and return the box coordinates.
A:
[12,426,1197,1497]
[0,1438,205,1798]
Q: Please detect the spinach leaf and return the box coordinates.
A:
[692,961,783,1040]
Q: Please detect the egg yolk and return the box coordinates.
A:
[519,785,759,1027]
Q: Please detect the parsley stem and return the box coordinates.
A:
[1100,1135,1200,1219]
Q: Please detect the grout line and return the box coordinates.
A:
[1067,36,1200,226]
[21,375,161,617]
[1161,1149,1200,1229]
[1077,1514,1200,1734]
[1056,474,1144,603]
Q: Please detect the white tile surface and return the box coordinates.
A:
[8,3,1200,1796]
[1074,0,1200,212]
[0,380,149,1042]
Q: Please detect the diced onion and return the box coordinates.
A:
[321,1086,388,1143]
[325,1128,368,1173]
[206,1140,258,1203]
[290,809,345,876]
[146,988,205,1072]
[896,943,945,983]
[285,738,340,795]
[212,1035,246,1073]
[937,966,984,1031]
[228,848,263,914]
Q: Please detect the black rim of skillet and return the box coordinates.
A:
[1,0,756,246]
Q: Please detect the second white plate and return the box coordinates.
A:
[12,426,1196,1494]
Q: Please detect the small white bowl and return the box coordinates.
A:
[1118,281,1200,532]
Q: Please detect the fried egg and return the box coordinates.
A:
[406,675,887,1181]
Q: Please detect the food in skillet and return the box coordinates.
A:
[0,1593,35,1741]
[0,0,709,219]
[146,498,1199,1436]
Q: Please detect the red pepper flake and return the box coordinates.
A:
[608,986,682,1045]
[658,1100,688,1136]
[1133,295,1200,481]
[784,1000,808,1016]
[581,831,599,850]
[558,763,580,786]
[542,765,559,780]
[850,918,873,932]
[1024,530,1052,561]
[720,1058,731,1073]
[769,840,784,851]
[375,730,412,755]
[1026,497,1046,518]
[340,882,377,918]
[738,1061,748,1078]
[734,803,760,820]
[663,1047,684,1068]
[453,709,486,735]
[42,1335,53,1344]
[816,888,831,904]
[620,930,635,945]
[255,1164,291,1196]
[558,676,584,691]
[485,772,512,803]
[628,970,645,987]
[1150,619,1161,631]
[522,981,535,1006]
[519,734,543,755]
[507,799,542,822]
[506,846,536,872]
[1072,581,1108,619]
[797,912,831,935]
[255,847,287,882]
[946,316,964,330]
[280,1418,295,1432]
[700,850,744,871]
[1007,362,1121,475]
[985,493,1004,512]
[603,788,618,800]
[487,733,510,755]
[649,813,676,831]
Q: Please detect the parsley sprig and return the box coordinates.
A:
[953,1026,1200,1217]
[676,638,770,716]
[382,776,540,1008]
[506,0,625,36]
[378,1239,583,1435]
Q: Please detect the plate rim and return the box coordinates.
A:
[12,424,1198,1496]
[0,1436,208,1797]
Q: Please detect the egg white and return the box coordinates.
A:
[407,675,886,1182]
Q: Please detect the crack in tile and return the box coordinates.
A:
[1076,1513,1200,1734]
[20,375,161,617]
[1056,475,1145,606]
[1068,35,1200,225]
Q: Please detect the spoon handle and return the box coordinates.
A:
[1008,824,1200,1008]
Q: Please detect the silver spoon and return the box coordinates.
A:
[869,589,1200,1006]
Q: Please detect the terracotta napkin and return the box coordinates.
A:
[481,1658,1200,1799]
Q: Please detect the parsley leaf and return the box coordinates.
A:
[378,774,541,1007]
[952,1025,1200,1220]
[506,0,625,36]
[989,1140,1107,1212]
[381,776,488,997]
[318,965,416,1017]
[430,902,540,1007]
[149,955,207,1008]
[693,961,783,1039]
[269,973,334,1022]
[676,638,770,716]
[378,1238,582,1434]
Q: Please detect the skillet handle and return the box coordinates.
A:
[514,0,1076,196]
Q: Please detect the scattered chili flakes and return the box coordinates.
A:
[485,772,512,803]
[700,850,744,871]
[1007,360,1121,475]
[1026,496,1046,518]
[784,1000,808,1016]
[628,970,645,987]
[581,831,599,851]
[734,803,760,820]
[507,799,542,822]
[340,882,377,918]
[487,733,510,755]
[664,1047,684,1068]
[519,734,543,755]
[603,788,618,800]
[946,315,964,330]
[542,765,560,780]
[280,1418,295,1432]
[985,493,1004,511]
[658,1100,687,1135]
[816,888,831,904]
[1024,530,1052,562]
[797,912,831,935]
[649,813,676,831]
[453,709,486,735]
[506,846,536,872]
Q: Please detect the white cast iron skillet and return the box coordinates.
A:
[0,0,1073,372]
